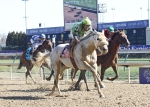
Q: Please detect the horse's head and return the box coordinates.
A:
[112,30,130,48]
[42,39,53,52]
[94,31,109,56]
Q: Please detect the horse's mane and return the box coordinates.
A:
[80,30,97,42]
[36,45,43,50]
[111,30,123,40]
[42,39,47,45]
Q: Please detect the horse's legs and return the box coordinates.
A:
[25,69,36,84]
[49,62,66,96]
[82,70,90,91]
[49,63,61,95]
[48,72,58,95]
[100,66,106,81]
[25,64,36,84]
[59,64,67,80]
[71,69,78,82]
[74,70,83,90]
[41,66,45,80]
[91,70,105,98]
[25,70,29,83]
[28,70,36,84]
[82,61,104,97]
[71,69,75,82]
[59,72,64,80]
[46,70,54,81]
[75,70,90,91]
[107,64,119,81]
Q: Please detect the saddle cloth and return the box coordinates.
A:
[60,45,70,58]
[60,45,78,69]
[26,47,32,60]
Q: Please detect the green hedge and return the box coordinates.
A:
[118,53,150,58]
[2,45,26,50]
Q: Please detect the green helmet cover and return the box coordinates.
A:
[107,26,114,32]
[82,17,91,25]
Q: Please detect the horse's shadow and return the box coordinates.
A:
[0,96,45,100]
[8,86,52,93]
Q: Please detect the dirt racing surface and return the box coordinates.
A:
[0,76,150,107]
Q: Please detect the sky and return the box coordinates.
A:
[0,0,149,34]
[98,0,148,23]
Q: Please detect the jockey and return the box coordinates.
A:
[69,17,92,48]
[30,34,46,53]
[104,26,114,42]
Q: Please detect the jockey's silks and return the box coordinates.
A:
[26,47,32,60]
[104,29,109,38]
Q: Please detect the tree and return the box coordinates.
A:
[5,31,26,50]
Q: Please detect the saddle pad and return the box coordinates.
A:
[60,45,70,58]
[26,47,32,60]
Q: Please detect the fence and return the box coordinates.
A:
[0,47,150,83]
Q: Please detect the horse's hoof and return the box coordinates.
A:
[107,77,114,81]
[100,84,105,88]
[87,89,90,91]
[74,88,78,90]
[94,83,97,87]
[46,78,50,81]
[45,93,52,96]
[100,94,105,98]
[55,95,69,97]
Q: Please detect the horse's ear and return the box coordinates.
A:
[92,29,97,33]
[102,30,104,35]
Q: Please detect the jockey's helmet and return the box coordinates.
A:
[107,26,114,33]
[82,17,91,26]
[40,34,46,38]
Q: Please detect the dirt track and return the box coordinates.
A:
[0,74,150,107]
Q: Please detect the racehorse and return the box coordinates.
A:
[71,30,130,91]
[17,39,53,84]
[38,30,109,98]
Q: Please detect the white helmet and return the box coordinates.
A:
[40,34,46,38]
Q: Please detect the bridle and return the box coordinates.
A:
[42,40,52,52]
[111,31,126,45]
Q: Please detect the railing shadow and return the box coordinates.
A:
[0,96,45,100]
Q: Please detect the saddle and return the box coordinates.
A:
[60,42,78,69]
[60,45,70,58]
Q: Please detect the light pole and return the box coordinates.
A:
[140,7,142,20]
[98,3,107,23]
[22,0,28,32]
[111,7,115,22]
[148,0,150,27]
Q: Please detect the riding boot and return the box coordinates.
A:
[29,49,33,55]
[68,42,73,51]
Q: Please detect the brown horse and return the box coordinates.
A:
[17,39,53,84]
[71,30,130,91]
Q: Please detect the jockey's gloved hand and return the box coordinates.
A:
[74,36,80,44]
[108,38,111,41]
[76,40,80,44]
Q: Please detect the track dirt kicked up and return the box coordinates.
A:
[0,77,150,107]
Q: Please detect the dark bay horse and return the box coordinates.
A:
[71,30,130,91]
[17,39,53,83]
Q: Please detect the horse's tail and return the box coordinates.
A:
[17,59,23,69]
[36,52,50,68]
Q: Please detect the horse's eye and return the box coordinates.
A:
[97,38,101,41]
